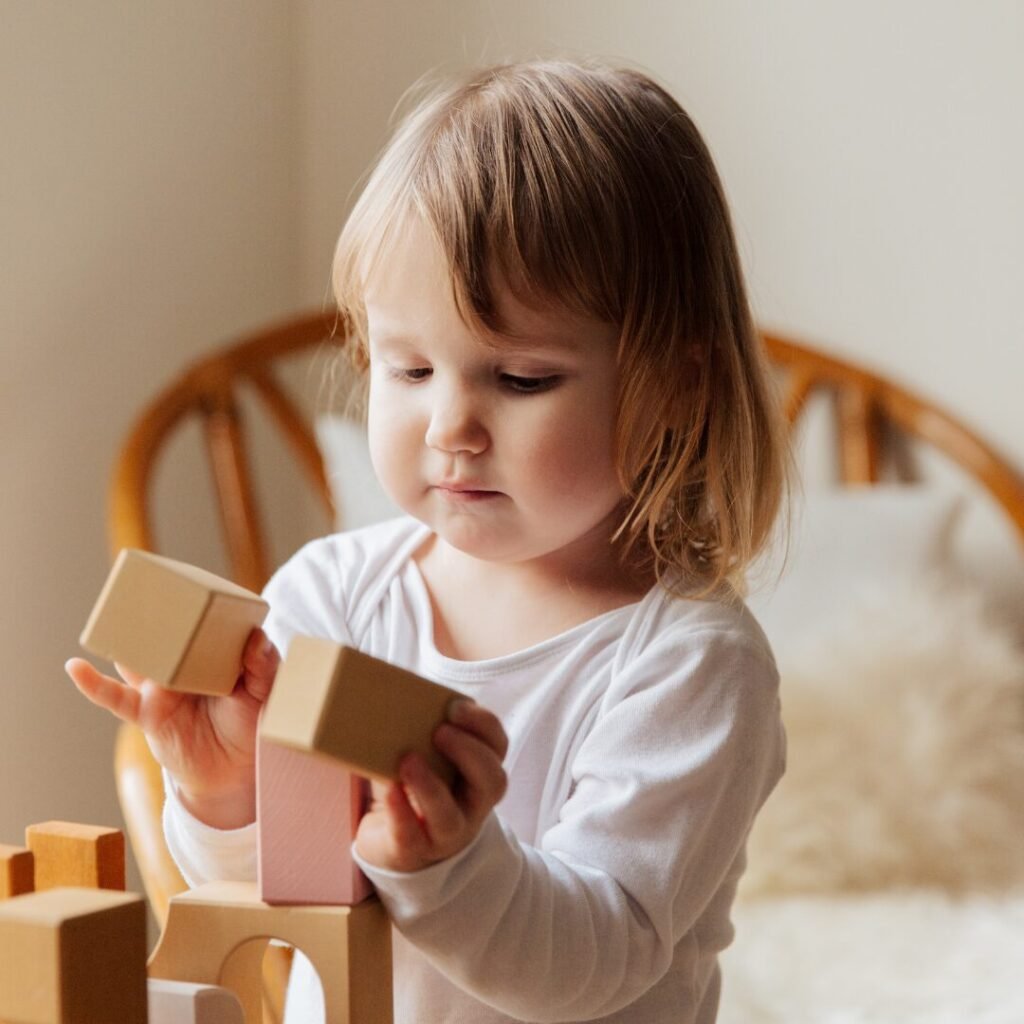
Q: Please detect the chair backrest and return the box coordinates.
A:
[109,311,346,593]
[761,333,1024,539]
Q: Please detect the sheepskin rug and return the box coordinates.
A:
[720,890,1024,1024]
[741,570,1024,897]
[719,571,1024,1021]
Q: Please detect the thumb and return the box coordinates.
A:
[241,630,279,703]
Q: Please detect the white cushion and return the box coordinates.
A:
[314,415,400,532]
[745,486,964,661]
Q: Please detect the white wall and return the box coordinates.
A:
[297,0,1024,469]
[0,2,298,874]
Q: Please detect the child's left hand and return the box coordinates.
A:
[355,698,508,873]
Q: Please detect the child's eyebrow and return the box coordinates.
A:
[492,334,585,355]
[370,329,585,357]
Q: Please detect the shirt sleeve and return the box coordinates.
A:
[352,630,786,1021]
[163,768,259,886]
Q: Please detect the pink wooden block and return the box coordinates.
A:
[257,737,373,905]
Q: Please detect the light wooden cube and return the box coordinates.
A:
[80,548,268,696]
[25,822,125,892]
[0,887,147,1023]
[260,638,462,785]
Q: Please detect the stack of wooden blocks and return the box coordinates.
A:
[0,549,462,1023]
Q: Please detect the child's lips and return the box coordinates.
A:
[434,482,502,501]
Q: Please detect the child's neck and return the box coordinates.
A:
[413,533,653,663]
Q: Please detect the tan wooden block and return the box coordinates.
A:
[257,737,373,906]
[0,886,147,1023]
[80,548,268,696]
[0,843,34,901]
[0,844,34,900]
[147,978,244,1024]
[148,880,392,1024]
[26,822,125,892]
[260,638,461,786]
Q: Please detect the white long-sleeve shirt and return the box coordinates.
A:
[164,516,785,1023]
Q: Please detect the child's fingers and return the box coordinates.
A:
[383,779,426,846]
[433,723,507,816]
[240,628,278,702]
[399,753,464,842]
[113,662,147,689]
[65,658,141,725]
[446,699,509,760]
[362,780,429,865]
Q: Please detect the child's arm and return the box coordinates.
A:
[65,628,279,830]
[352,636,785,1022]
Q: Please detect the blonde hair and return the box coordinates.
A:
[333,58,792,599]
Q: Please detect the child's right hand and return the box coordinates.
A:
[65,628,279,830]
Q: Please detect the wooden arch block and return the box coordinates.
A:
[148,881,392,1024]
[25,821,125,892]
[0,844,34,900]
[260,638,461,785]
[147,978,244,1024]
[80,548,268,696]
[0,887,147,1023]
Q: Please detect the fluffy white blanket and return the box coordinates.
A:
[718,571,1024,1022]
[720,890,1024,1024]
[741,571,1024,897]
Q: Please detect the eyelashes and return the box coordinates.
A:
[384,366,561,395]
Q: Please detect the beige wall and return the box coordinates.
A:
[0,3,298,870]
[298,0,1023,468]
[2,1,1020,890]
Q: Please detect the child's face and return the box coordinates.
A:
[363,217,625,571]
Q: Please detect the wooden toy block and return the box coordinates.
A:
[26,821,125,892]
[260,638,461,785]
[80,548,268,696]
[0,844,34,900]
[0,886,147,1023]
[147,979,244,1024]
[257,736,373,906]
[148,880,392,1024]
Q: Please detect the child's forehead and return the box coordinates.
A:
[366,288,616,354]
[363,216,616,350]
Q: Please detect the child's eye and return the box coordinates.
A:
[387,366,431,382]
[501,374,561,394]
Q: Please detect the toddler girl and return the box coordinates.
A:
[69,58,789,1023]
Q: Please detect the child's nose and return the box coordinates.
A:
[424,387,489,455]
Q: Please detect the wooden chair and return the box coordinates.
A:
[108,316,1024,1018]
[110,311,344,1022]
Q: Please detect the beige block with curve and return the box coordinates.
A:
[148,880,392,1024]
[80,547,268,696]
[260,638,461,786]
[0,886,147,1023]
